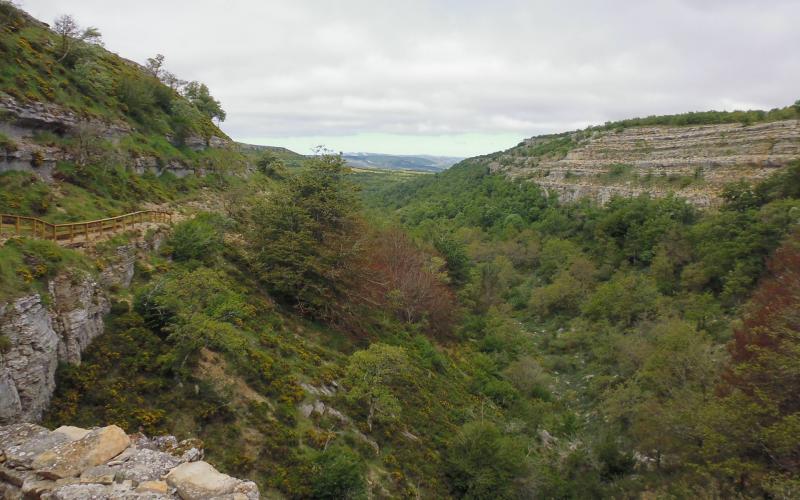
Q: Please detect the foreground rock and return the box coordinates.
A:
[0,423,259,499]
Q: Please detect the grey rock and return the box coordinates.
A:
[113,447,181,483]
[0,272,109,424]
[0,295,60,423]
[5,430,71,469]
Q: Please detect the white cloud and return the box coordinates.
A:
[19,0,800,155]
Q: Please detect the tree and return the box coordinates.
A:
[183,81,226,123]
[53,14,102,63]
[145,53,165,78]
[245,153,360,318]
[358,228,457,335]
[167,213,225,263]
[700,230,800,496]
[255,151,286,178]
[602,319,719,467]
[444,421,527,500]
[342,344,410,432]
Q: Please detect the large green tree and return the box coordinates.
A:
[245,153,361,318]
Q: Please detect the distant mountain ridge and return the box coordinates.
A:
[343,152,463,172]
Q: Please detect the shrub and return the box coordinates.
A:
[167,212,226,263]
[310,445,367,500]
[445,421,527,500]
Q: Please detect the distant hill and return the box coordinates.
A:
[477,103,800,207]
[236,142,305,159]
[342,153,463,172]
[236,142,307,168]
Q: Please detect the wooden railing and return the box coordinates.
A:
[0,210,172,243]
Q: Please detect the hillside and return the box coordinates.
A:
[482,104,800,206]
[0,2,244,197]
[343,153,462,173]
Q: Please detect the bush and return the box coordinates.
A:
[310,445,367,499]
[445,421,527,500]
[167,212,225,263]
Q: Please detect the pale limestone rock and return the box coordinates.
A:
[136,480,170,494]
[491,119,800,207]
[165,461,241,499]
[49,273,110,365]
[0,272,108,424]
[0,424,258,499]
[53,426,90,442]
[5,430,71,468]
[32,425,131,479]
[79,464,116,484]
[0,295,60,422]
[112,447,181,483]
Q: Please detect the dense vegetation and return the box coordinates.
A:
[3,3,800,497]
[360,159,800,497]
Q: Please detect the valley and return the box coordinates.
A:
[0,2,799,499]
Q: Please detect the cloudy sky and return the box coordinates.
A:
[20,0,800,156]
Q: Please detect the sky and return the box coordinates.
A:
[19,0,800,157]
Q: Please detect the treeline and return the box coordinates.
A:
[596,101,800,130]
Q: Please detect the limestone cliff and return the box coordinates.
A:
[488,119,800,207]
[0,273,109,423]
[0,91,230,181]
[0,230,167,424]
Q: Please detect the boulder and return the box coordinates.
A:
[165,461,251,500]
[136,480,170,494]
[5,430,71,468]
[32,425,130,479]
[52,426,90,442]
[112,447,181,483]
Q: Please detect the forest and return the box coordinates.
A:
[36,151,800,498]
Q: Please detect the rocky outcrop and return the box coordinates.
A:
[490,119,800,207]
[0,91,230,181]
[0,274,109,423]
[0,92,132,138]
[0,227,169,424]
[98,228,167,290]
[0,423,259,499]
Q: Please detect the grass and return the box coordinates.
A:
[0,237,92,301]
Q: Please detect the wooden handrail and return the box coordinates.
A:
[0,210,172,243]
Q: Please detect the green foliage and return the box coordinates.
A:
[444,421,527,500]
[245,153,360,317]
[596,103,799,130]
[167,212,226,263]
[310,445,367,499]
[580,271,660,326]
[342,344,411,431]
[183,81,226,123]
[255,151,287,178]
[0,237,90,301]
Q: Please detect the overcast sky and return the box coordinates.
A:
[20,0,800,156]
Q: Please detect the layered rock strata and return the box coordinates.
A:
[489,119,800,207]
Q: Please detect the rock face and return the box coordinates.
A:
[489,119,800,207]
[0,273,109,423]
[0,423,259,499]
[0,227,168,425]
[0,91,230,182]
